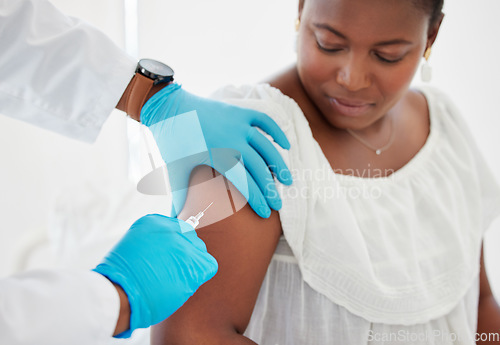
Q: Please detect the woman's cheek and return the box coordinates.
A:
[298,46,332,86]
[297,41,314,77]
[378,62,419,96]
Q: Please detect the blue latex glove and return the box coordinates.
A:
[93,214,217,338]
[141,83,292,219]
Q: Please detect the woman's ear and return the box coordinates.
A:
[427,13,445,48]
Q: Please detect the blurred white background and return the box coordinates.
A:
[1,0,499,329]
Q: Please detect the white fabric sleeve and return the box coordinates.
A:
[0,0,137,142]
[429,86,500,232]
[0,269,120,345]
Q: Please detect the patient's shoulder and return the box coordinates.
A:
[266,65,301,99]
[177,165,282,239]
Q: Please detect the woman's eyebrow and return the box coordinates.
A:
[374,39,413,46]
[313,23,413,46]
[313,23,347,39]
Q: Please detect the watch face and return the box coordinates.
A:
[138,59,174,79]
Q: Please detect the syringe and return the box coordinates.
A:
[185,202,214,230]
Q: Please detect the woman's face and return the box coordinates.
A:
[297,0,436,130]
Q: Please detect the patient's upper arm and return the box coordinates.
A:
[151,166,283,344]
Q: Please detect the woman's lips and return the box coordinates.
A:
[329,97,374,117]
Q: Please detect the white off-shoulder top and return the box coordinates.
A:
[211,84,500,345]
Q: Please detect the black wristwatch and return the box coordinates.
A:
[136,59,174,85]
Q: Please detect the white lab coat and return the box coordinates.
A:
[0,0,137,343]
[0,0,136,143]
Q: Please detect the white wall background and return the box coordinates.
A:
[1,0,499,322]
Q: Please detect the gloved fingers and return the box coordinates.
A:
[234,170,272,218]
[173,222,219,279]
[139,216,218,281]
[241,148,282,211]
[176,219,208,250]
[211,153,271,218]
[179,228,219,279]
[187,248,218,288]
[248,127,293,186]
[250,111,291,150]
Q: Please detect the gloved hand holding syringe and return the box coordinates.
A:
[95,129,218,337]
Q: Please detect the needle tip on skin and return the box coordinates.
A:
[202,202,214,214]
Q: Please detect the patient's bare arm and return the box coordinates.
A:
[151,166,282,345]
[477,246,500,344]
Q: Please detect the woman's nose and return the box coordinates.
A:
[336,55,371,92]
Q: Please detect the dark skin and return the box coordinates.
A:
[478,248,500,344]
[152,0,499,343]
[112,283,131,335]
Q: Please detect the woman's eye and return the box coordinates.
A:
[316,41,343,53]
[375,53,404,64]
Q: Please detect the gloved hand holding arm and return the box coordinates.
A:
[139,83,293,218]
[116,60,293,218]
[94,214,218,338]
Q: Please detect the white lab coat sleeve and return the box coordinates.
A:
[0,0,137,142]
[0,269,120,345]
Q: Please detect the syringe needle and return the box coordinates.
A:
[183,201,215,233]
[201,201,214,214]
